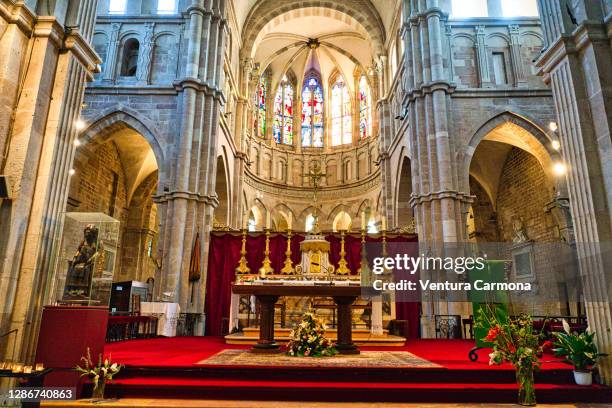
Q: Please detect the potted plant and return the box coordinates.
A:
[552,319,606,386]
[287,312,337,357]
[476,308,546,406]
[75,347,122,401]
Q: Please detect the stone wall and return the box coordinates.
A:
[496,147,555,243]
[68,141,128,219]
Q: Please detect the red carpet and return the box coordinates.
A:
[105,336,568,370]
[100,337,611,403]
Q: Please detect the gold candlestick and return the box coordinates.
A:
[235,229,251,275]
[259,229,274,278]
[381,228,392,278]
[358,229,371,283]
[336,230,351,275]
[280,230,295,274]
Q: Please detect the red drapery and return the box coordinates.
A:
[205,232,420,338]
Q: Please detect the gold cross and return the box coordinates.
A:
[304,161,326,190]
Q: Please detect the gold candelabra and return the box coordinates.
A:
[381,228,392,278]
[336,230,351,275]
[235,229,250,275]
[358,229,371,281]
[280,230,295,274]
[258,229,274,277]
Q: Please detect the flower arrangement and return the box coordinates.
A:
[286,312,337,357]
[476,308,545,406]
[75,348,122,400]
[552,319,606,385]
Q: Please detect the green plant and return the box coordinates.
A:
[475,307,547,406]
[552,320,606,371]
[75,347,122,395]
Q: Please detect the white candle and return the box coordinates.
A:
[266,215,271,230]
[382,217,386,231]
[361,212,366,230]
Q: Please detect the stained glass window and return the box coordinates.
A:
[359,75,372,140]
[273,80,293,144]
[255,76,267,138]
[301,76,324,147]
[331,76,352,146]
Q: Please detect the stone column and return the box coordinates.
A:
[475,25,492,88]
[157,1,228,334]
[536,0,612,383]
[508,24,526,87]
[137,22,155,84]
[401,1,473,337]
[0,0,101,362]
[102,22,121,82]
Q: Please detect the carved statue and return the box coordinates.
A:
[63,224,102,300]
[512,217,529,244]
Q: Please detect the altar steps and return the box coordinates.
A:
[225,328,407,347]
[100,377,612,404]
[105,362,612,403]
[97,338,612,404]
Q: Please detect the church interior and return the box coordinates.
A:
[0,0,611,406]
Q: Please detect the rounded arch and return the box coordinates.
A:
[327,203,351,222]
[81,108,166,169]
[296,205,327,231]
[78,108,164,201]
[272,203,297,230]
[355,199,373,219]
[461,110,563,194]
[395,155,413,228]
[213,153,231,227]
[332,211,352,232]
[241,1,386,59]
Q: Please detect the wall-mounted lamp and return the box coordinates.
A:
[553,162,567,176]
[75,119,86,131]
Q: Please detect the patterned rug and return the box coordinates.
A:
[198,350,441,368]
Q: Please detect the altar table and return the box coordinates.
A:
[141,302,180,337]
[232,283,363,354]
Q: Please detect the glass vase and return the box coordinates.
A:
[92,381,106,401]
[516,365,536,406]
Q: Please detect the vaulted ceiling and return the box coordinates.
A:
[233,0,399,38]
[235,0,400,96]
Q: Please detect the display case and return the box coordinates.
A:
[52,212,120,307]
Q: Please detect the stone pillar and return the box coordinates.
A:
[508,24,526,87]
[475,25,492,88]
[103,22,121,82]
[536,0,612,383]
[401,1,473,337]
[0,0,101,362]
[157,1,227,332]
[137,22,155,84]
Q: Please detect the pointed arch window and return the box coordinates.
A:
[331,76,352,146]
[254,76,267,138]
[273,76,294,144]
[359,75,372,140]
[301,77,324,147]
